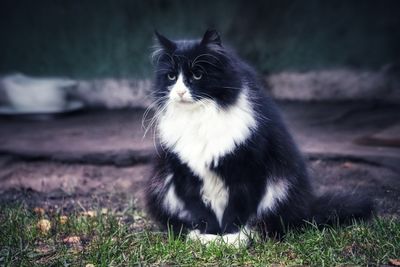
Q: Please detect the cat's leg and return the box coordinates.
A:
[147,171,222,236]
[146,173,191,233]
[188,186,256,247]
[218,186,256,233]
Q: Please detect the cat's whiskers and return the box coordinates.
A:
[154,69,172,74]
[143,99,172,156]
[142,96,169,135]
[192,54,223,71]
[142,101,160,130]
[143,103,168,138]
[197,92,214,101]
[163,53,176,67]
[192,53,223,67]
[151,46,163,64]
[151,102,171,155]
[153,51,175,68]
[142,96,167,124]
[158,61,174,68]
[194,64,208,74]
[193,60,221,69]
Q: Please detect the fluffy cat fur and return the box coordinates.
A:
[145,30,372,246]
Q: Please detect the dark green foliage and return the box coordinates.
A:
[0,0,399,78]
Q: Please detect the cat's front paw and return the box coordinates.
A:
[186,229,252,248]
[221,230,253,248]
[186,230,220,245]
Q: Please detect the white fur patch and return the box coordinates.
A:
[186,227,253,248]
[200,169,229,226]
[221,227,254,248]
[164,173,173,186]
[163,180,189,220]
[158,91,256,226]
[257,180,289,216]
[158,92,256,174]
[186,230,219,245]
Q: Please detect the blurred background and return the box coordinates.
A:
[0,0,400,106]
[0,0,399,217]
[1,0,400,77]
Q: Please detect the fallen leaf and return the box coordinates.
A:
[101,208,108,215]
[63,236,81,244]
[37,219,51,234]
[81,210,97,217]
[59,215,68,225]
[33,207,45,216]
[389,259,400,266]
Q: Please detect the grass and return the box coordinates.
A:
[1,205,399,266]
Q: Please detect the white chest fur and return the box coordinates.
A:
[158,93,256,226]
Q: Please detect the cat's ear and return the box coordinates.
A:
[200,29,222,47]
[154,30,176,51]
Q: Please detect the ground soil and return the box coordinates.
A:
[0,101,399,218]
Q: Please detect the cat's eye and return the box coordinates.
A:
[193,72,202,80]
[167,73,176,81]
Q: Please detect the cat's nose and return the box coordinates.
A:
[177,91,186,98]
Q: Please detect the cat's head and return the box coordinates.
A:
[152,30,242,108]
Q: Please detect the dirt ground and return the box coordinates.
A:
[0,101,399,218]
[0,156,398,218]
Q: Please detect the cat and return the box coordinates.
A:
[145,29,373,247]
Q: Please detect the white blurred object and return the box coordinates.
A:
[2,73,76,112]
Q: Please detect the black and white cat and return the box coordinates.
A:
[145,30,372,246]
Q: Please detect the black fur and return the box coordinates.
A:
[145,30,373,239]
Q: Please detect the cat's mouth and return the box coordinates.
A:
[174,98,194,104]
